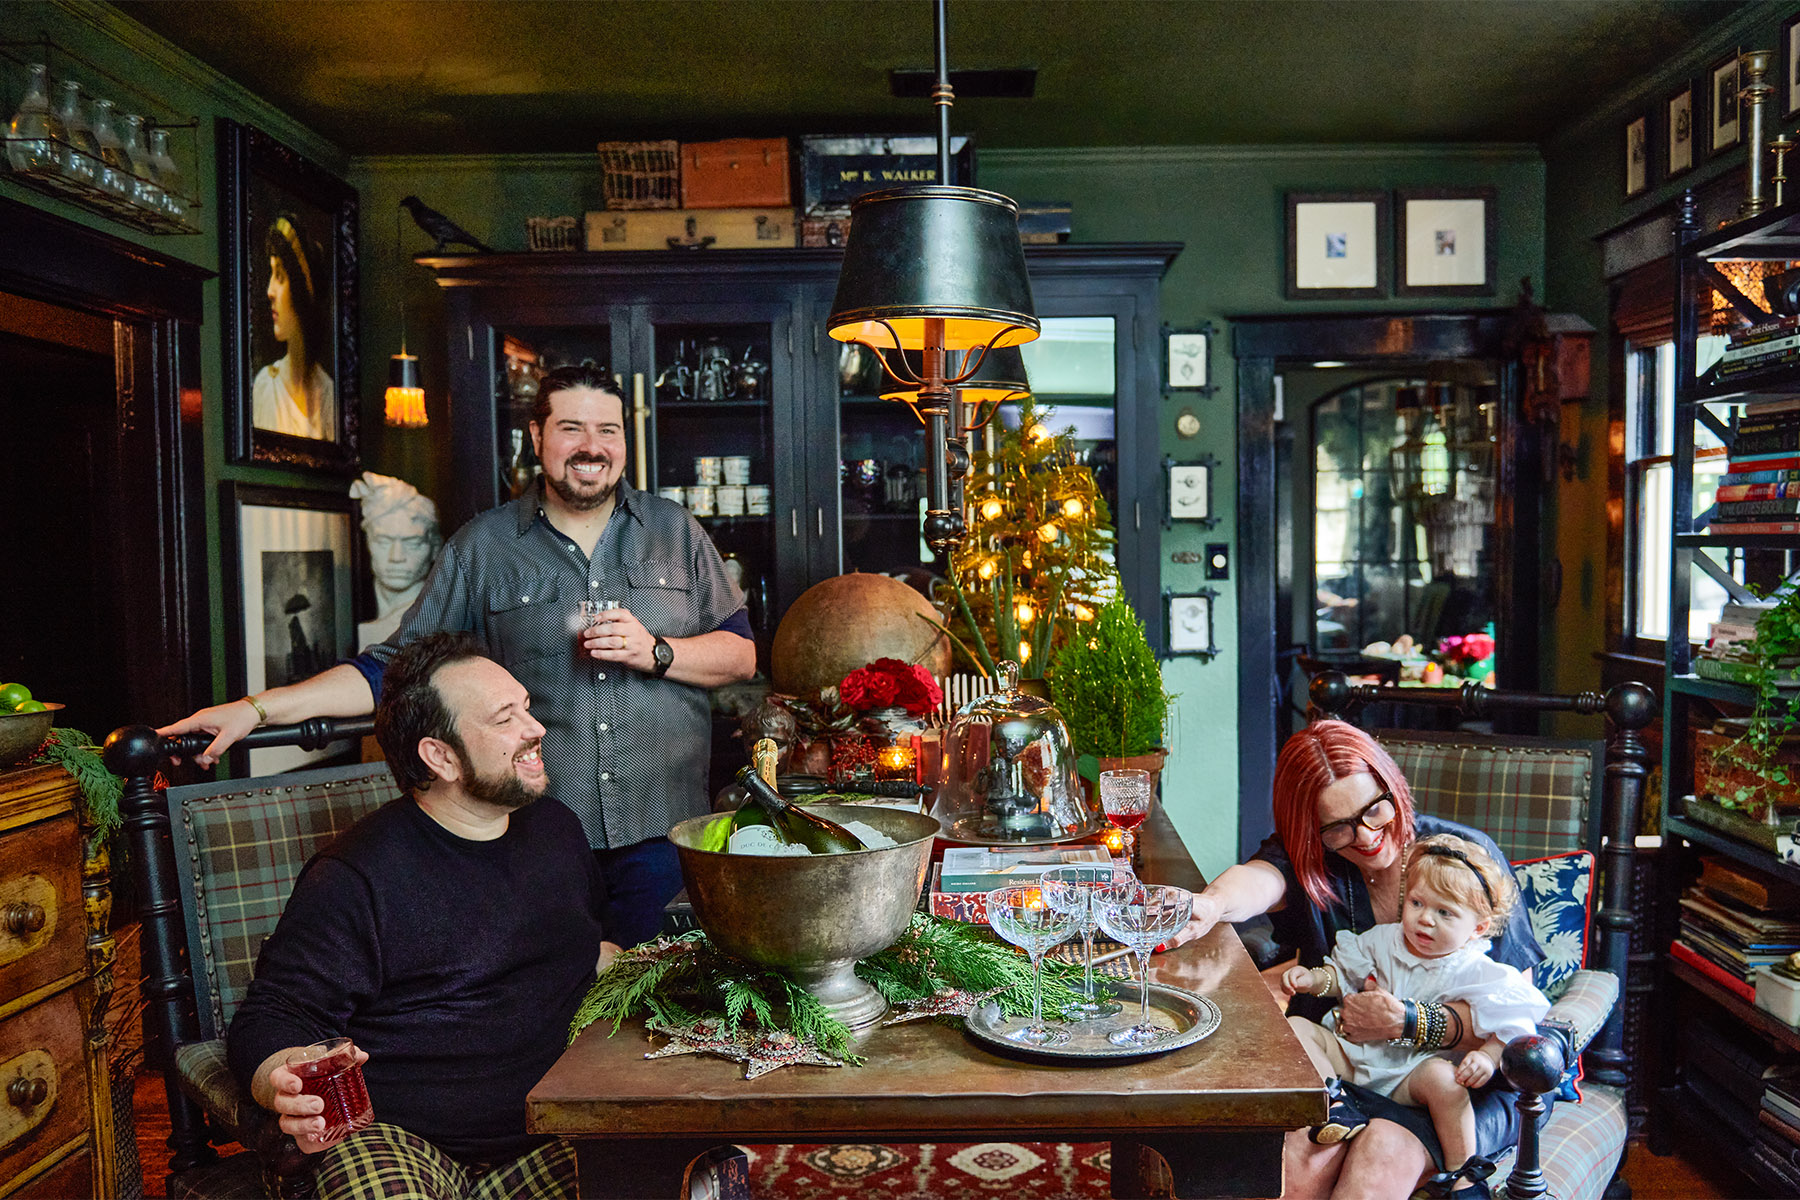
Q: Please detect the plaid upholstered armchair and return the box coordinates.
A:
[1307,672,1656,1200]
[105,720,385,1199]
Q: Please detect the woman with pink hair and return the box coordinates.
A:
[1170,720,1544,1200]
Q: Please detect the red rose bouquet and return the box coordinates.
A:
[838,658,944,718]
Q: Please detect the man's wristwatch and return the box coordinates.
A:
[650,635,674,678]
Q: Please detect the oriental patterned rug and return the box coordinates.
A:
[747,1141,1116,1199]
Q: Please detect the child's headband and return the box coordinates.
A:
[1416,844,1495,910]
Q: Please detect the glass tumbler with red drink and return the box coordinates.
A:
[285,1037,374,1146]
[1099,768,1152,865]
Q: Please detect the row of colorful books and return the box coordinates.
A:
[1720,314,1800,382]
[1711,394,1800,532]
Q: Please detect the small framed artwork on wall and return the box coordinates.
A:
[1285,191,1390,300]
[1786,13,1800,117]
[1711,54,1742,153]
[1624,114,1649,198]
[1395,187,1496,298]
[1667,82,1695,177]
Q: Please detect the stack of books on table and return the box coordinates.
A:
[928,845,1124,924]
[1714,394,1800,533]
[1670,856,1800,1002]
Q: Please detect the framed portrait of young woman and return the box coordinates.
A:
[220,118,360,473]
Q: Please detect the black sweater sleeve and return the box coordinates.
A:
[226,856,382,1095]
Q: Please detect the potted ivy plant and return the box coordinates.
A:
[1710,587,1800,818]
[1049,596,1172,794]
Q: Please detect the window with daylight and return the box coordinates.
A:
[1623,337,1734,645]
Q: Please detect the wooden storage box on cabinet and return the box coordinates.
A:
[0,765,113,1199]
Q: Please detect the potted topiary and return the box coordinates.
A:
[1049,596,1171,795]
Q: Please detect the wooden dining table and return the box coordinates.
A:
[528,807,1325,1199]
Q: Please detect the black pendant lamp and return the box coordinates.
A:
[826,0,1037,553]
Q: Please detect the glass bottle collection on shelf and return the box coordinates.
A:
[3,58,199,234]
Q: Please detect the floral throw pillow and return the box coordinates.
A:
[1511,850,1594,1001]
[1512,850,1595,1103]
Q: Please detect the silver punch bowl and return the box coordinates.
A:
[668,804,941,1033]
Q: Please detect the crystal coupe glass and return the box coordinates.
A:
[986,884,1077,1047]
[1041,864,1136,1019]
[1096,884,1193,1048]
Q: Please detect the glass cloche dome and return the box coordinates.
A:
[932,661,1106,844]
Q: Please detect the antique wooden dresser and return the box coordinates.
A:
[0,764,116,1198]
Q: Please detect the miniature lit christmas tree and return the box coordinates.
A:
[938,398,1117,678]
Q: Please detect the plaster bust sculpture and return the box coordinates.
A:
[347,471,441,649]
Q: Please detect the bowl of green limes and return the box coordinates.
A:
[0,684,59,767]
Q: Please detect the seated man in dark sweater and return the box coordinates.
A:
[228,631,617,1200]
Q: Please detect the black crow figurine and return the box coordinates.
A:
[400,195,493,254]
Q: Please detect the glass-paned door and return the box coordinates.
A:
[638,302,801,642]
[1310,378,1499,660]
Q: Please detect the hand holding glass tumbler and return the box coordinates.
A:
[282,1037,374,1148]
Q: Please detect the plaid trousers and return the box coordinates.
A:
[312,1123,578,1200]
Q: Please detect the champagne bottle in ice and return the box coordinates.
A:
[734,767,866,854]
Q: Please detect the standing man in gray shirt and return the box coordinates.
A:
[162,364,757,944]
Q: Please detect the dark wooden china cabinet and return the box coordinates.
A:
[417,244,1180,656]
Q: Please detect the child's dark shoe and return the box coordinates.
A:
[1308,1078,1368,1145]
[1422,1154,1495,1199]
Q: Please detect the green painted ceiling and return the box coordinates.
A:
[111,0,1744,155]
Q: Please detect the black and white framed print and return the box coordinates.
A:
[1285,191,1390,300]
[1712,54,1742,153]
[1395,187,1496,298]
[1785,13,1800,117]
[1625,114,1649,198]
[222,482,363,775]
[220,118,360,473]
[1165,590,1219,659]
[1163,324,1214,392]
[1162,455,1218,528]
[1668,82,1695,177]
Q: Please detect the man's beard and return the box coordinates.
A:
[546,455,618,511]
[461,741,546,811]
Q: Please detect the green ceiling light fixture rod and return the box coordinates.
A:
[826,0,1039,555]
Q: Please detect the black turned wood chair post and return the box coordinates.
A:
[1499,1031,1568,1200]
[1589,685,1656,1088]
[103,725,216,1177]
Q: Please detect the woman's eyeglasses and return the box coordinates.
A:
[1318,791,1396,851]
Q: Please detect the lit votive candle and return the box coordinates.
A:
[876,744,917,781]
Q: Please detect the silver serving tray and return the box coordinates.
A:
[965,980,1222,1061]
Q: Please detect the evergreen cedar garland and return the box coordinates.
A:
[570,915,1085,1065]
[938,399,1115,679]
[1050,597,1168,760]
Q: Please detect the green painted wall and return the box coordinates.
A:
[352,146,1544,879]
[0,0,345,717]
[1539,4,1771,703]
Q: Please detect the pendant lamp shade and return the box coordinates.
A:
[828,186,1040,351]
[880,344,1031,406]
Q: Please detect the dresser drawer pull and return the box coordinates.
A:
[6,1077,44,1108]
[3,904,44,937]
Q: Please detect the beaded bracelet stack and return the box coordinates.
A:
[1391,998,1456,1049]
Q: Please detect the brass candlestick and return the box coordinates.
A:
[1741,49,1776,218]
[1774,135,1795,208]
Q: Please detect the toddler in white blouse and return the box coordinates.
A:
[1282,833,1550,1196]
